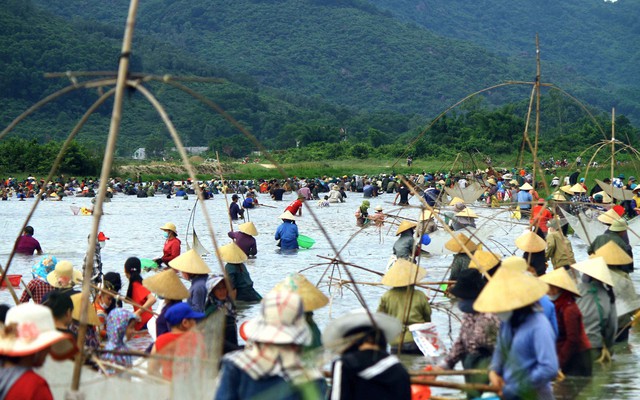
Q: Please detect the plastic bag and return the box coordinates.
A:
[409,322,445,360]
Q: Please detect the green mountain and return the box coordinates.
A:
[366,0,640,122]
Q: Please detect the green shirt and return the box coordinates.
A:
[377,287,431,345]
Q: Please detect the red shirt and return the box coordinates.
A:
[285,199,303,215]
[15,235,42,255]
[5,370,53,400]
[19,279,53,304]
[131,282,153,330]
[162,237,181,264]
[553,291,591,369]
[155,331,204,380]
[530,205,553,233]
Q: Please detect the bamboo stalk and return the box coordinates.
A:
[71,0,140,392]
[90,283,158,316]
[0,263,19,304]
[216,151,234,232]
[316,255,383,276]
[410,377,497,393]
[409,369,487,376]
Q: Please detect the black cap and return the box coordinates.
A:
[449,269,485,300]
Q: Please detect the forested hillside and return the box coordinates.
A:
[367,0,640,122]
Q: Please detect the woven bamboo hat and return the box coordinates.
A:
[539,267,580,296]
[597,209,621,225]
[487,178,496,185]
[500,256,528,273]
[473,262,549,313]
[594,241,633,265]
[279,211,297,220]
[395,220,417,235]
[143,269,189,300]
[571,256,614,287]
[70,293,100,326]
[559,185,573,194]
[455,208,478,218]
[515,231,546,253]
[594,191,613,204]
[449,197,464,206]
[273,273,329,312]
[217,242,249,264]
[551,192,566,201]
[420,209,436,221]
[168,248,211,274]
[238,221,259,236]
[469,250,501,273]
[445,233,478,253]
[160,222,178,235]
[569,183,586,193]
[381,259,426,287]
[608,218,628,232]
[520,182,533,191]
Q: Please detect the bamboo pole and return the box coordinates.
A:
[70,0,140,393]
[533,34,541,185]
[216,151,234,232]
[0,263,19,304]
[611,108,616,183]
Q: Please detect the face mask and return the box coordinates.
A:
[99,241,106,249]
[548,293,560,301]
[496,311,513,321]
[163,232,169,239]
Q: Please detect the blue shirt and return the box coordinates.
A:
[188,275,208,313]
[538,296,558,338]
[491,311,558,400]
[516,190,533,210]
[275,221,299,250]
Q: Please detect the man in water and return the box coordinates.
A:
[15,226,43,255]
[229,194,245,221]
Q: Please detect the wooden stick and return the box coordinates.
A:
[328,277,454,286]
[90,283,158,316]
[217,151,234,233]
[410,377,497,393]
[327,277,448,295]
[409,369,487,376]
[0,263,20,304]
[89,355,169,384]
[316,255,383,276]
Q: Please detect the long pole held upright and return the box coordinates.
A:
[69,0,140,394]
[533,33,541,185]
[611,107,616,182]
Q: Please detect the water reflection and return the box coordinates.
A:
[0,192,639,398]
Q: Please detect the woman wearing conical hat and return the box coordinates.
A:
[474,257,558,399]
[276,211,299,251]
[393,221,417,261]
[143,269,190,337]
[154,222,181,267]
[587,218,634,273]
[377,259,431,355]
[540,268,592,377]
[445,233,478,282]
[169,249,212,313]
[435,269,499,399]
[228,221,258,258]
[219,243,262,303]
[572,257,617,362]
[516,230,548,276]
[452,205,477,231]
[274,273,329,350]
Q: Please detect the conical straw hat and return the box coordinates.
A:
[597,209,621,224]
[449,197,464,206]
[594,241,633,266]
[515,231,546,252]
[168,248,211,274]
[279,211,297,220]
[70,294,100,326]
[569,183,586,193]
[396,220,417,235]
[469,250,501,273]
[473,265,549,313]
[445,233,478,253]
[609,218,628,232]
[160,222,178,235]
[273,273,329,311]
[551,192,566,201]
[455,208,478,218]
[571,256,615,287]
[143,269,189,300]
[500,256,528,273]
[420,209,436,221]
[238,221,259,236]
[381,259,427,287]
[559,185,573,195]
[594,191,613,204]
[217,242,249,264]
[539,267,580,296]
[487,178,496,185]
[519,182,533,191]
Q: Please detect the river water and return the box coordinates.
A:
[0,190,638,398]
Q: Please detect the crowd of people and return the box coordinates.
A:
[1,165,639,400]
